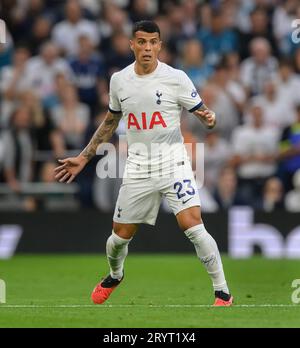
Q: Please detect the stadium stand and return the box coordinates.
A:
[1,0,300,212]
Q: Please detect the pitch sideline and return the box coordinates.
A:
[0,304,299,309]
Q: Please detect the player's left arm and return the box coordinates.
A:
[193,103,216,129]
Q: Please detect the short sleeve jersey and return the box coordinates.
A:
[109,61,203,177]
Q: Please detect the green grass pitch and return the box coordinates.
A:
[0,254,299,328]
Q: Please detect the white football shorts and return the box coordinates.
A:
[113,162,201,225]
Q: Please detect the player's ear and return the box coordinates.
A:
[129,39,134,52]
[158,40,162,52]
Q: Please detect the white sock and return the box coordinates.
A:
[184,224,229,294]
[106,231,132,281]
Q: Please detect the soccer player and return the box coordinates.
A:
[54,21,233,306]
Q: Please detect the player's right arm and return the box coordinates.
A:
[54,110,122,183]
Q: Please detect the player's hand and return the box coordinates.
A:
[195,109,216,129]
[54,155,88,183]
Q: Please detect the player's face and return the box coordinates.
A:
[130,31,162,67]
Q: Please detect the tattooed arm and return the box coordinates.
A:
[54,111,122,183]
[80,111,122,162]
[193,103,216,129]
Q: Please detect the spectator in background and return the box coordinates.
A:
[52,72,70,107]
[69,35,108,117]
[0,0,18,35]
[231,103,279,205]
[2,107,34,191]
[273,0,298,42]
[284,6,300,56]
[219,0,242,33]
[278,104,300,192]
[19,90,65,160]
[25,41,72,109]
[180,0,199,38]
[253,79,296,131]
[77,0,102,17]
[239,7,278,59]
[212,62,246,116]
[129,0,157,23]
[213,166,244,210]
[197,2,212,32]
[52,0,99,56]
[177,39,213,90]
[0,46,30,128]
[165,3,187,55]
[200,81,239,141]
[106,31,134,77]
[98,1,132,54]
[5,0,50,45]
[204,131,232,192]
[285,170,300,212]
[240,37,278,96]
[28,16,52,55]
[276,59,300,110]
[257,177,284,211]
[223,52,242,82]
[196,8,238,67]
[51,84,90,149]
[272,0,298,55]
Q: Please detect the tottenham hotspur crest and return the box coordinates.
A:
[117,206,122,218]
[156,90,162,104]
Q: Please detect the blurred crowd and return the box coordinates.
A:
[0,0,300,212]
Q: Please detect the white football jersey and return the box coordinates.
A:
[109,60,203,177]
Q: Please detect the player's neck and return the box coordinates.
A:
[134,60,158,76]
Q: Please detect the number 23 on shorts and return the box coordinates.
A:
[174,179,196,202]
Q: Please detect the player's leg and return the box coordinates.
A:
[176,206,233,306]
[92,177,161,304]
[107,222,138,280]
[161,162,233,306]
[105,177,156,281]
[91,222,138,305]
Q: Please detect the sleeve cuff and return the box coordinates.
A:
[188,101,203,113]
[109,107,121,114]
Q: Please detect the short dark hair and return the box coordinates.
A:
[132,20,160,38]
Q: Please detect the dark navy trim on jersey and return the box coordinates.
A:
[188,101,203,113]
[109,107,121,114]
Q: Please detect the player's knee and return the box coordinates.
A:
[177,207,203,231]
[113,222,138,239]
[179,219,202,231]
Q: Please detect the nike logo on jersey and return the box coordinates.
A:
[120,97,130,102]
[182,197,193,204]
